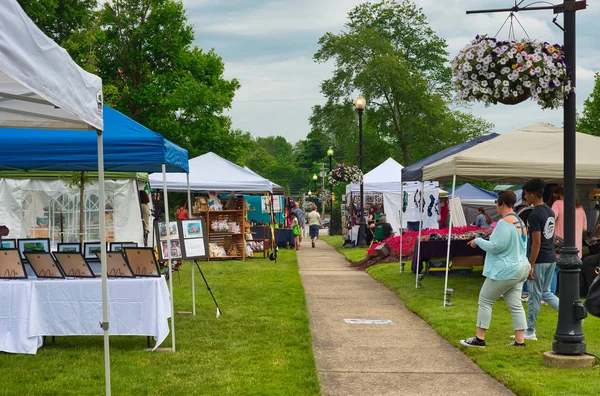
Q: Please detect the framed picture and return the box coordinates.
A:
[183,238,206,258]
[1,238,16,249]
[57,243,81,253]
[17,238,50,262]
[0,249,27,279]
[83,242,106,260]
[109,242,138,252]
[158,221,179,240]
[182,220,203,239]
[160,239,182,260]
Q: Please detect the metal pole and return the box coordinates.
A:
[187,173,195,317]
[162,164,176,352]
[96,130,111,396]
[554,0,586,355]
[443,175,457,307]
[415,181,425,288]
[399,182,404,273]
[329,155,333,236]
[357,108,367,247]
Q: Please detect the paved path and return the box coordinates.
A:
[297,239,515,396]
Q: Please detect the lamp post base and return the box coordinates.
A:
[357,219,367,248]
[543,351,596,369]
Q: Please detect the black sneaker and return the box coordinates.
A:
[312,241,315,248]
[508,341,526,347]
[460,337,486,348]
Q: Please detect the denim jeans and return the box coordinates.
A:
[477,262,530,330]
[527,262,560,333]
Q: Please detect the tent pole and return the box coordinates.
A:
[443,175,457,307]
[415,181,424,289]
[399,182,404,273]
[163,164,176,351]
[96,129,111,396]
[187,173,195,316]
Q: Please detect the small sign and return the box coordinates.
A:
[261,196,282,213]
[344,319,394,325]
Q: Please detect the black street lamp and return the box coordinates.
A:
[354,95,367,248]
[327,147,334,236]
[312,174,318,192]
[466,0,588,357]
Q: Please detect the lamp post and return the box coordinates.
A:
[312,174,318,192]
[354,95,367,248]
[327,147,334,236]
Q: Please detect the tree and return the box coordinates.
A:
[17,0,97,45]
[313,0,492,165]
[578,72,600,136]
[61,0,250,163]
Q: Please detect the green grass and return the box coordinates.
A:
[319,235,368,263]
[1,250,320,396]
[367,264,600,396]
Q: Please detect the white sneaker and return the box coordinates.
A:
[511,332,537,341]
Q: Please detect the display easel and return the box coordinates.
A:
[154,218,221,317]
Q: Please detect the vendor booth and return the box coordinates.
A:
[451,183,498,225]
[422,122,600,305]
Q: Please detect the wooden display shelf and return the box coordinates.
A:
[201,198,246,261]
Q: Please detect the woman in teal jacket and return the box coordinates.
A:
[460,190,531,348]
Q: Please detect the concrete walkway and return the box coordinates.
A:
[297,239,515,396]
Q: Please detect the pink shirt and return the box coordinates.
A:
[551,200,587,257]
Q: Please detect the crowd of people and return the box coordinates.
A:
[460,178,599,348]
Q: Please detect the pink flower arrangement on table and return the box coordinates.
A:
[367,226,492,257]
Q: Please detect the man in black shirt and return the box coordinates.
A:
[523,178,559,341]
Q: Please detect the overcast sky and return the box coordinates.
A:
[183,0,599,144]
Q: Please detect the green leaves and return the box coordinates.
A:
[578,72,600,136]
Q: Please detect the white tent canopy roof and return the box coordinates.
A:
[423,122,600,184]
[347,157,404,193]
[149,152,273,193]
[0,1,103,131]
[243,166,285,194]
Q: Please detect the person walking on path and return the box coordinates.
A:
[522,178,559,341]
[307,203,322,248]
[292,202,305,247]
[290,212,300,251]
[461,190,531,348]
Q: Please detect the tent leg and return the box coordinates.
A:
[97,130,111,396]
[187,174,195,316]
[415,181,424,289]
[443,175,457,307]
[399,183,404,273]
[163,164,176,351]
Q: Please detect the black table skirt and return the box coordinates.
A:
[411,239,485,274]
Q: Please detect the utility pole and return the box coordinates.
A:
[466,0,590,365]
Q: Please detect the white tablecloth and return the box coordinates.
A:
[0,277,171,354]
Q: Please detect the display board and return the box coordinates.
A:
[261,195,282,213]
[154,218,209,261]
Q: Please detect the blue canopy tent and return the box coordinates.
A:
[450,183,498,225]
[0,105,189,356]
[397,133,500,304]
[0,106,188,173]
[451,183,497,201]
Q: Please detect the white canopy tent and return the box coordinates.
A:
[243,166,285,194]
[0,1,109,394]
[149,152,273,193]
[422,122,600,307]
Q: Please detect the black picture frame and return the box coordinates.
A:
[53,252,95,278]
[24,252,65,279]
[57,242,81,253]
[109,242,138,252]
[154,218,209,261]
[17,238,50,263]
[1,238,16,249]
[180,219,209,260]
[0,249,28,279]
[83,242,108,260]
[123,247,161,277]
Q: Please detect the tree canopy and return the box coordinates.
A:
[313,0,493,168]
[578,72,600,136]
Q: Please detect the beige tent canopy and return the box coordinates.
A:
[422,122,600,184]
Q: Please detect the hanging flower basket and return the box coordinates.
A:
[451,35,572,110]
[329,164,363,187]
[318,190,332,203]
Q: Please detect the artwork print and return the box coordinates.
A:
[183,221,203,238]
[161,240,182,260]
[159,222,179,240]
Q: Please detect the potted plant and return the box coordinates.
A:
[451,35,572,109]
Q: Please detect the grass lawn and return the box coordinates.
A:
[319,235,368,263]
[1,250,320,396]
[367,264,600,396]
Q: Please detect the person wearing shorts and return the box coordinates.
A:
[307,203,322,248]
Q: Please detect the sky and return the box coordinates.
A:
[183,0,600,143]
